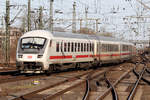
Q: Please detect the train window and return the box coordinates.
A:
[123,45,128,51]
[87,43,89,52]
[110,45,112,51]
[112,45,118,51]
[56,42,59,52]
[61,42,63,52]
[49,40,52,47]
[105,44,119,52]
[116,45,119,51]
[122,45,124,51]
[106,44,108,52]
[81,43,83,52]
[122,45,129,51]
[78,43,80,52]
[102,44,107,52]
[129,46,132,51]
[105,44,108,52]
[75,43,77,52]
[129,46,131,51]
[68,42,70,52]
[84,43,86,52]
[110,44,112,51]
[90,43,91,51]
[113,45,115,51]
[64,42,67,52]
[71,42,74,52]
[102,44,104,52]
[92,43,94,52]
[109,44,111,51]
[107,44,109,52]
[105,44,107,52]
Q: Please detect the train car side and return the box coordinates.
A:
[16,30,136,74]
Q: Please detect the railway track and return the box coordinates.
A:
[10,68,110,100]
[0,67,91,85]
[1,54,150,100]
[5,62,128,100]
[0,69,93,98]
[93,54,150,100]
[0,74,45,84]
[0,67,16,73]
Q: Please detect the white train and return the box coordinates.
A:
[16,30,136,74]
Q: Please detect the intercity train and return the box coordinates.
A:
[16,30,136,74]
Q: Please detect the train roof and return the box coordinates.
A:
[22,30,132,44]
[21,30,53,38]
[53,31,131,44]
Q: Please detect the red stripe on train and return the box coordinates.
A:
[100,54,111,57]
[111,54,120,56]
[121,53,131,55]
[93,54,120,57]
[50,55,72,59]
[50,53,131,59]
[76,55,89,58]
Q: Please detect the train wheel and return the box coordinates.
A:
[46,65,54,76]
[76,63,80,69]
[92,59,99,68]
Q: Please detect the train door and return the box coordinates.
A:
[97,42,101,63]
[93,41,101,65]
[94,41,97,57]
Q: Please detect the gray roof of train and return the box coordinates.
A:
[52,31,127,43]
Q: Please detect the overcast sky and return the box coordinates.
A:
[0,0,150,40]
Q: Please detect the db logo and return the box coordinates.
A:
[28,56,32,59]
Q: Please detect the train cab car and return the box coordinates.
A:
[16,30,52,73]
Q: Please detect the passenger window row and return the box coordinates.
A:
[56,42,94,52]
[56,42,132,53]
[102,44,119,52]
[122,45,132,51]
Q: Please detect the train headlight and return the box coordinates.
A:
[18,55,23,58]
[37,55,43,58]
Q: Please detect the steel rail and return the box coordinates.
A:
[82,80,90,100]
[43,69,108,100]
[127,67,146,100]
[133,67,150,85]
[82,67,114,100]
[0,74,46,85]
[43,80,86,100]
[104,72,118,100]
[96,68,132,100]
[146,68,150,74]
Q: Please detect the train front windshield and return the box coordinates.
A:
[21,37,46,49]
[19,37,47,54]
